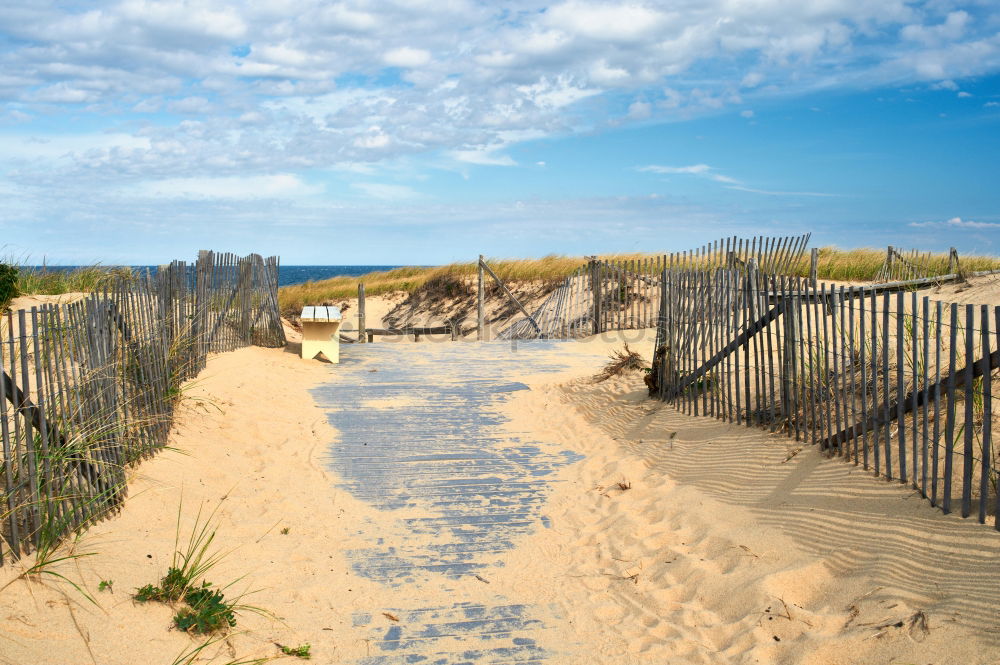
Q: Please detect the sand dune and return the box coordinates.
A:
[1,329,998,664]
[527,362,1000,663]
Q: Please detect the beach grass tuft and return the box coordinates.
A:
[135,499,272,636]
[277,643,312,659]
[16,264,134,296]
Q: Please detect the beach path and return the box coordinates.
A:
[310,340,608,664]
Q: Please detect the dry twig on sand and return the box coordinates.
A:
[593,343,646,383]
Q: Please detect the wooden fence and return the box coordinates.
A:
[497,233,811,340]
[652,264,1000,529]
[874,245,963,283]
[0,251,283,563]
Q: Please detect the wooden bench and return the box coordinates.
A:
[301,306,342,362]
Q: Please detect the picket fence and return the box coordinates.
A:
[0,251,283,562]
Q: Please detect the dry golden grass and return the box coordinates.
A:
[272,247,1000,318]
[277,254,644,318]
[786,247,1000,282]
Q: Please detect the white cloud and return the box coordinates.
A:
[909,216,1000,229]
[931,79,959,91]
[901,11,969,46]
[544,2,669,42]
[450,146,517,167]
[0,0,997,193]
[627,100,652,119]
[726,185,834,197]
[0,132,152,160]
[27,83,96,104]
[638,163,740,184]
[740,109,755,118]
[639,164,837,195]
[640,164,712,176]
[118,0,248,41]
[383,47,432,68]
[589,60,630,85]
[130,174,322,199]
[516,76,600,110]
[167,96,213,114]
[351,182,422,200]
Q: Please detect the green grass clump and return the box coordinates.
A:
[174,583,237,634]
[135,565,189,603]
[135,501,270,636]
[0,263,18,310]
[277,643,311,659]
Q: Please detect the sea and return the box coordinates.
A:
[24,265,407,288]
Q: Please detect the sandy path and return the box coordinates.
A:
[2,329,999,664]
[309,339,616,663]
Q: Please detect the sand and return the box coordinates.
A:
[305,285,565,343]
[1,323,999,663]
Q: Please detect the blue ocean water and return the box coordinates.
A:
[276,265,404,287]
[23,265,407,287]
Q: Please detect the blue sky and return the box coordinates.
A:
[1,1,999,265]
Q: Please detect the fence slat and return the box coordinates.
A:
[943,303,958,514]
[962,304,975,518]
[896,291,907,483]
[979,306,991,524]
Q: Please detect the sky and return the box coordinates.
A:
[1,1,999,265]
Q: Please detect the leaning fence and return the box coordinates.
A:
[650,264,1000,529]
[498,233,811,339]
[0,251,283,563]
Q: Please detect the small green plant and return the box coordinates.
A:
[134,501,227,605]
[280,527,290,535]
[135,583,161,602]
[174,583,237,634]
[98,579,114,593]
[136,499,272,636]
[277,643,311,659]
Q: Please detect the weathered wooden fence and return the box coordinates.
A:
[0,252,283,562]
[652,264,1000,529]
[874,245,962,282]
[498,233,811,340]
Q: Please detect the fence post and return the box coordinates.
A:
[809,248,818,287]
[477,255,485,341]
[195,250,210,361]
[358,282,366,343]
[780,280,798,426]
[948,247,958,274]
[589,257,601,336]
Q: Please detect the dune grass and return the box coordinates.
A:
[16,265,133,295]
[786,247,1000,282]
[277,255,602,319]
[277,247,1000,317]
